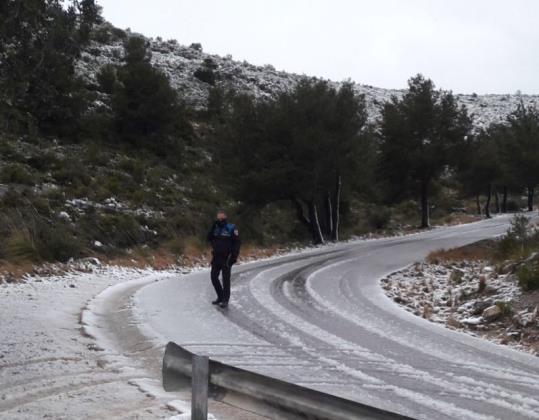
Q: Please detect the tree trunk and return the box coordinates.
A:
[293,198,325,244]
[501,186,508,213]
[308,201,325,244]
[485,184,492,218]
[331,175,342,241]
[494,188,500,214]
[420,180,430,229]
[293,198,311,229]
[324,191,333,238]
[528,186,535,212]
[476,195,482,216]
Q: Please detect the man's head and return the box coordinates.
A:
[216,210,227,222]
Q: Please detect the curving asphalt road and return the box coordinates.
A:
[134,215,539,420]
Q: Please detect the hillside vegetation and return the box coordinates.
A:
[1,1,539,272]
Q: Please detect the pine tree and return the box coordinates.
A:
[457,127,503,218]
[502,104,539,211]
[379,74,471,228]
[0,0,98,137]
[216,78,369,244]
[76,0,103,44]
[111,36,191,159]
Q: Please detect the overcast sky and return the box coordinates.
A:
[97,0,539,94]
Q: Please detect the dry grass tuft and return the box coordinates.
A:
[439,213,482,226]
[427,239,496,264]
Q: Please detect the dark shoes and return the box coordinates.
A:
[212,299,228,308]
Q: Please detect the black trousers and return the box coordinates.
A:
[211,256,231,302]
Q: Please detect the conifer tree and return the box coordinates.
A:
[379,74,471,228]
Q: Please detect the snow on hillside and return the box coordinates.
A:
[77,32,539,130]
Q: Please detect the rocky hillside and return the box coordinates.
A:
[78,25,539,130]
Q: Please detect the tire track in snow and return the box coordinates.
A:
[244,263,500,420]
[230,263,491,419]
[299,255,539,418]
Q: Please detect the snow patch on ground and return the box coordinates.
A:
[0,265,188,418]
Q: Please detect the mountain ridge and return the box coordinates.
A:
[77,25,539,130]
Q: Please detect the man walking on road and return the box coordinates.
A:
[206,210,241,308]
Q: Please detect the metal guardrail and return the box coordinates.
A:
[162,341,416,420]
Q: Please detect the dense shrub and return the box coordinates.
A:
[84,143,110,166]
[367,206,392,230]
[495,301,513,316]
[505,200,521,212]
[1,213,84,263]
[163,237,185,255]
[34,221,85,262]
[517,263,539,291]
[118,157,146,183]
[26,151,61,171]
[52,159,91,187]
[194,58,218,85]
[0,164,36,185]
[497,214,531,258]
[92,25,112,44]
[97,64,117,94]
[91,22,127,44]
[189,43,203,52]
[83,213,145,249]
[194,68,216,85]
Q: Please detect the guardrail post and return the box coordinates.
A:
[191,354,209,420]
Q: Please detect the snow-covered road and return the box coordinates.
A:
[4,216,537,419]
[134,215,539,420]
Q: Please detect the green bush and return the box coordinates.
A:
[495,301,513,316]
[517,263,539,291]
[505,200,521,212]
[497,234,519,259]
[0,188,27,208]
[102,174,125,196]
[83,213,145,249]
[367,206,391,230]
[91,23,127,44]
[97,64,117,94]
[5,230,39,262]
[164,237,185,255]
[3,218,84,263]
[497,214,531,259]
[35,221,85,262]
[449,270,464,285]
[0,141,25,162]
[26,151,61,171]
[92,25,111,44]
[84,143,110,166]
[111,27,127,41]
[189,43,202,52]
[118,157,146,183]
[52,158,91,187]
[0,164,36,185]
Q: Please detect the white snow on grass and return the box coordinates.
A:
[381,261,538,356]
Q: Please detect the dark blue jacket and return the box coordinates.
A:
[207,220,241,261]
